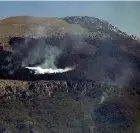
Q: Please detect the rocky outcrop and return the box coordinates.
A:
[0,80,119,102]
[0,80,67,101]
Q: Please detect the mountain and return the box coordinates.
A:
[0,16,140,86]
[0,16,140,133]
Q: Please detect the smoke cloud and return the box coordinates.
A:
[9,17,135,89]
[25,66,75,74]
[22,24,76,74]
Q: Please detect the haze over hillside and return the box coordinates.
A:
[0,15,139,86]
[0,15,140,133]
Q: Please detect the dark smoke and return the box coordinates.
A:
[5,21,139,89]
[8,34,137,89]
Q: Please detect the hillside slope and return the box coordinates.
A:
[0,16,89,46]
[0,16,140,133]
[0,16,140,85]
[0,79,139,133]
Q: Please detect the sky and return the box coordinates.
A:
[0,1,140,37]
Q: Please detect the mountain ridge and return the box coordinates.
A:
[0,16,139,44]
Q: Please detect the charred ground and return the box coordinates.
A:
[0,35,140,87]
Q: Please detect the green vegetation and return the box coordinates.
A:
[0,88,96,133]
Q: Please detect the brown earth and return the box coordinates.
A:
[0,16,89,46]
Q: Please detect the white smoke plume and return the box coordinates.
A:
[23,40,76,74]
[25,66,75,74]
[23,23,76,74]
[22,17,134,86]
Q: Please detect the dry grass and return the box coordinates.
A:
[0,16,89,45]
[0,80,28,89]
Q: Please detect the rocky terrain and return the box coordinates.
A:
[0,79,139,133]
[0,79,137,133]
[0,16,140,133]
